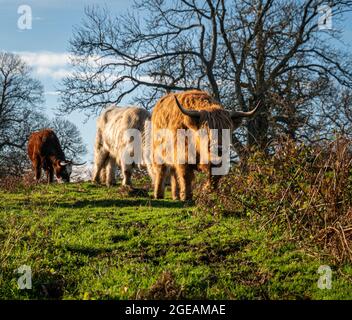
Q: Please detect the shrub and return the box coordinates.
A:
[195,137,352,263]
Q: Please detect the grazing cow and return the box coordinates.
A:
[92,106,153,187]
[151,90,259,201]
[28,129,82,183]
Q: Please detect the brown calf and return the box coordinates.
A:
[27,129,74,183]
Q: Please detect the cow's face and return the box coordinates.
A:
[174,96,259,181]
[54,161,72,183]
[200,121,233,188]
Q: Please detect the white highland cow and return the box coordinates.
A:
[92,106,153,187]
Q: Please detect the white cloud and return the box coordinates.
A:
[44,91,60,96]
[16,51,122,80]
[18,51,70,68]
[138,75,154,83]
[15,51,151,83]
[16,51,71,80]
[36,66,72,79]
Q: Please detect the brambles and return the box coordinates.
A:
[196,137,352,263]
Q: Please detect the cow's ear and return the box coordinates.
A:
[60,161,69,167]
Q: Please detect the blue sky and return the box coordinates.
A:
[0,0,352,163]
[0,0,131,163]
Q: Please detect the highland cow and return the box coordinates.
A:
[151,90,259,201]
[92,106,153,187]
[28,129,83,183]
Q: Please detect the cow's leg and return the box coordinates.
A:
[93,128,107,184]
[99,166,107,185]
[45,170,50,184]
[46,167,54,184]
[92,149,109,184]
[106,158,117,187]
[121,163,133,187]
[153,164,167,199]
[170,168,180,200]
[34,161,41,182]
[176,165,194,201]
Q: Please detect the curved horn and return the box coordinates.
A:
[230,101,261,119]
[71,161,87,166]
[174,96,201,120]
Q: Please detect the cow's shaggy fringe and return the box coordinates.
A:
[200,109,233,132]
[196,137,352,264]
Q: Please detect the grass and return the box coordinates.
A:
[0,182,351,300]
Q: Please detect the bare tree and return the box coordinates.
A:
[51,117,87,162]
[60,0,352,156]
[0,52,44,151]
[221,0,352,149]
[0,53,45,176]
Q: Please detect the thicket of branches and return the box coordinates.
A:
[60,0,352,158]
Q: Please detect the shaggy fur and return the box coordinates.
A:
[151,90,246,201]
[92,106,153,187]
[27,129,72,183]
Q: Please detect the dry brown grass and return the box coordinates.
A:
[0,172,38,192]
[137,271,183,300]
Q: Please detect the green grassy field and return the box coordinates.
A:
[0,182,351,300]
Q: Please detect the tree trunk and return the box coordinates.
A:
[247,2,269,153]
[247,102,269,152]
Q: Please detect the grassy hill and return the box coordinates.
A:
[0,182,351,300]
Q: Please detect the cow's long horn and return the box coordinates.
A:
[174,96,201,120]
[71,161,87,166]
[230,101,261,119]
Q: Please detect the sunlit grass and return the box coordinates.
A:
[0,182,351,299]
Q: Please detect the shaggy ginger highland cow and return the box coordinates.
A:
[92,106,153,187]
[151,90,259,201]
